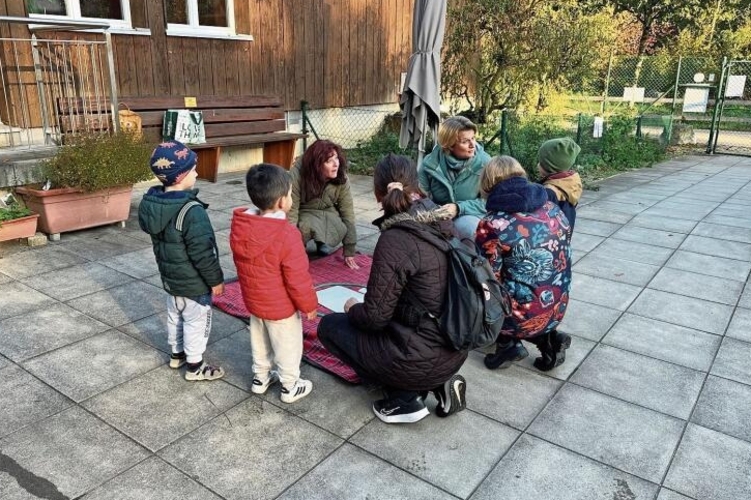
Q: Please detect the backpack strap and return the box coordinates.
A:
[175,201,202,231]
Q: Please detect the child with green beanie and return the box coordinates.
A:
[537,137,582,232]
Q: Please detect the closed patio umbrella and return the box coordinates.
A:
[399,0,447,169]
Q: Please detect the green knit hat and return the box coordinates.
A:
[538,138,581,173]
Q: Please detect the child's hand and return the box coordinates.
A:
[344,297,359,312]
[212,283,225,296]
[344,256,360,270]
[305,310,318,320]
[436,203,458,219]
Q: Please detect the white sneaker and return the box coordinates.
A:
[251,372,279,394]
[280,379,312,403]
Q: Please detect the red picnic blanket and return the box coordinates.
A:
[213,249,372,383]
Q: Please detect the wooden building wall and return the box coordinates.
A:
[0,0,414,115]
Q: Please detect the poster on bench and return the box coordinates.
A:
[162,109,206,144]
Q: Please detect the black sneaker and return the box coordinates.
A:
[372,395,429,424]
[433,374,466,418]
[484,341,529,369]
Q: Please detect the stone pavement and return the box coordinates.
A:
[1,154,751,500]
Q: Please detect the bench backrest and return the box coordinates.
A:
[55,95,287,142]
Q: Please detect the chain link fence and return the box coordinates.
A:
[710,60,751,155]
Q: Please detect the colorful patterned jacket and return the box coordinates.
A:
[475,176,572,339]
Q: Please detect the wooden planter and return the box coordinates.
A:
[0,213,39,242]
[15,185,133,235]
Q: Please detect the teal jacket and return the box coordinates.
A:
[418,143,491,217]
[138,187,223,297]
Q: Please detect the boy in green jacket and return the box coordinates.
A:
[139,141,225,381]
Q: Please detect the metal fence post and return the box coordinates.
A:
[30,34,52,145]
[576,113,583,144]
[500,109,508,154]
[300,100,309,150]
[672,56,683,116]
[601,54,613,115]
[104,30,119,134]
[636,115,643,139]
[707,57,728,154]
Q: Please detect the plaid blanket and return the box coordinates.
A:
[213,249,373,384]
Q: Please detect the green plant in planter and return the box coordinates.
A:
[41,132,154,192]
[0,202,32,225]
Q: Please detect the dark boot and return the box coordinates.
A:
[530,330,571,372]
[484,339,529,370]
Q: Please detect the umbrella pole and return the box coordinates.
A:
[416,113,427,171]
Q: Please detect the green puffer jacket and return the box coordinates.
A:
[288,163,357,256]
[138,187,223,297]
[418,143,491,217]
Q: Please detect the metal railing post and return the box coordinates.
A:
[636,115,643,139]
[672,56,683,116]
[30,34,53,145]
[576,113,583,144]
[300,100,309,150]
[601,54,613,115]
[707,57,728,154]
[104,30,119,133]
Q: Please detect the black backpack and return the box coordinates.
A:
[407,224,511,351]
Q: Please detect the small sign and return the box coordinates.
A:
[683,86,709,113]
[725,75,747,98]
[622,86,645,103]
[184,96,197,108]
[593,116,604,138]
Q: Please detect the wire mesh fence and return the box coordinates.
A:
[711,60,751,155]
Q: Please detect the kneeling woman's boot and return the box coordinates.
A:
[531,330,572,372]
[484,340,529,370]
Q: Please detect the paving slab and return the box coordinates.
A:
[692,375,751,443]
[0,302,109,362]
[585,238,675,267]
[98,247,160,279]
[67,280,167,327]
[648,267,744,305]
[20,262,135,301]
[664,424,751,500]
[23,330,166,402]
[83,365,248,451]
[557,299,622,342]
[611,225,686,249]
[573,253,660,287]
[0,281,57,321]
[0,245,87,279]
[158,399,342,500]
[569,273,642,311]
[460,352,561,430]
[576,207,634,225]
[571,344,705,419]
[0,406,149,499]
[569,232,605,255]
[278,444,455,500]
[657,489,694,500]
[679,234,751,261]
[351,409,518,498]
[55,232,150,261]
[81,457,223,500]
[602,313,721,372]
[726,307,751,343]
[528,384,685,483]
[692,221,751,244]
[118,309,244,353]
[627,214,698,234]
[0,364,71,439]
[665,250,751,281]
[739,282,751,309]
[711,337,751,385]
[627,289,734,335]
[586,200,649,216]
[572,218,622,237]
[702,212,751,228]
[0,271,11,284]
[470,434,659,500]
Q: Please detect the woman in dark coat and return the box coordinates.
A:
[318,154,468,424]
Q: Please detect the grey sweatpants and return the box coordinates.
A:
[166,294,212,364]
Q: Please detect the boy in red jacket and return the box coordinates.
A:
[230,164,318,403]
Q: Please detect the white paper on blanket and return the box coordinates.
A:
[317,286,366,313]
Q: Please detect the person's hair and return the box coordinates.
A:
[300,140,348,202]
[373,154,424,217]
[480,156,527,194]
[245,163,292,210]
[437,116,478,152]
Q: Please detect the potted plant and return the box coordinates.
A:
[0,195,39,242]
[15,132,154,237]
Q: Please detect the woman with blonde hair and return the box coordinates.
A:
[476,156,573,372]
[419,116,491,241]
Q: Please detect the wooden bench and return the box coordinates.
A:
[56,95,304,182]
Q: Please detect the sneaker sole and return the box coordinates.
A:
[185,369,225,381]
[483,347,528,370]
[280,383,312,403]
[373,405,430,424]
[436,375,466,418]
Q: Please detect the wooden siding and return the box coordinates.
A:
[0,0,413,117]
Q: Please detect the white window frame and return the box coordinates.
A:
[28,0,133,30]
[166,0,239,39]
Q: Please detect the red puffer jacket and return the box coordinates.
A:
[230,207,317,320]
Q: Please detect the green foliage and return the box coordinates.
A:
[344,131,417,176]
[600,113,665,169]
[0,201,32,223]
[42,132,154,192]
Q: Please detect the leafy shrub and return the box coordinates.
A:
[344,130,417,176]
[42,132,154,192]
[0,201,32,223]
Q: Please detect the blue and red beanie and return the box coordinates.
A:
[149,141,197,186]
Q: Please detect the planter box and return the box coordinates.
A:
[15,185,133,235]
[0,213,39,242]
